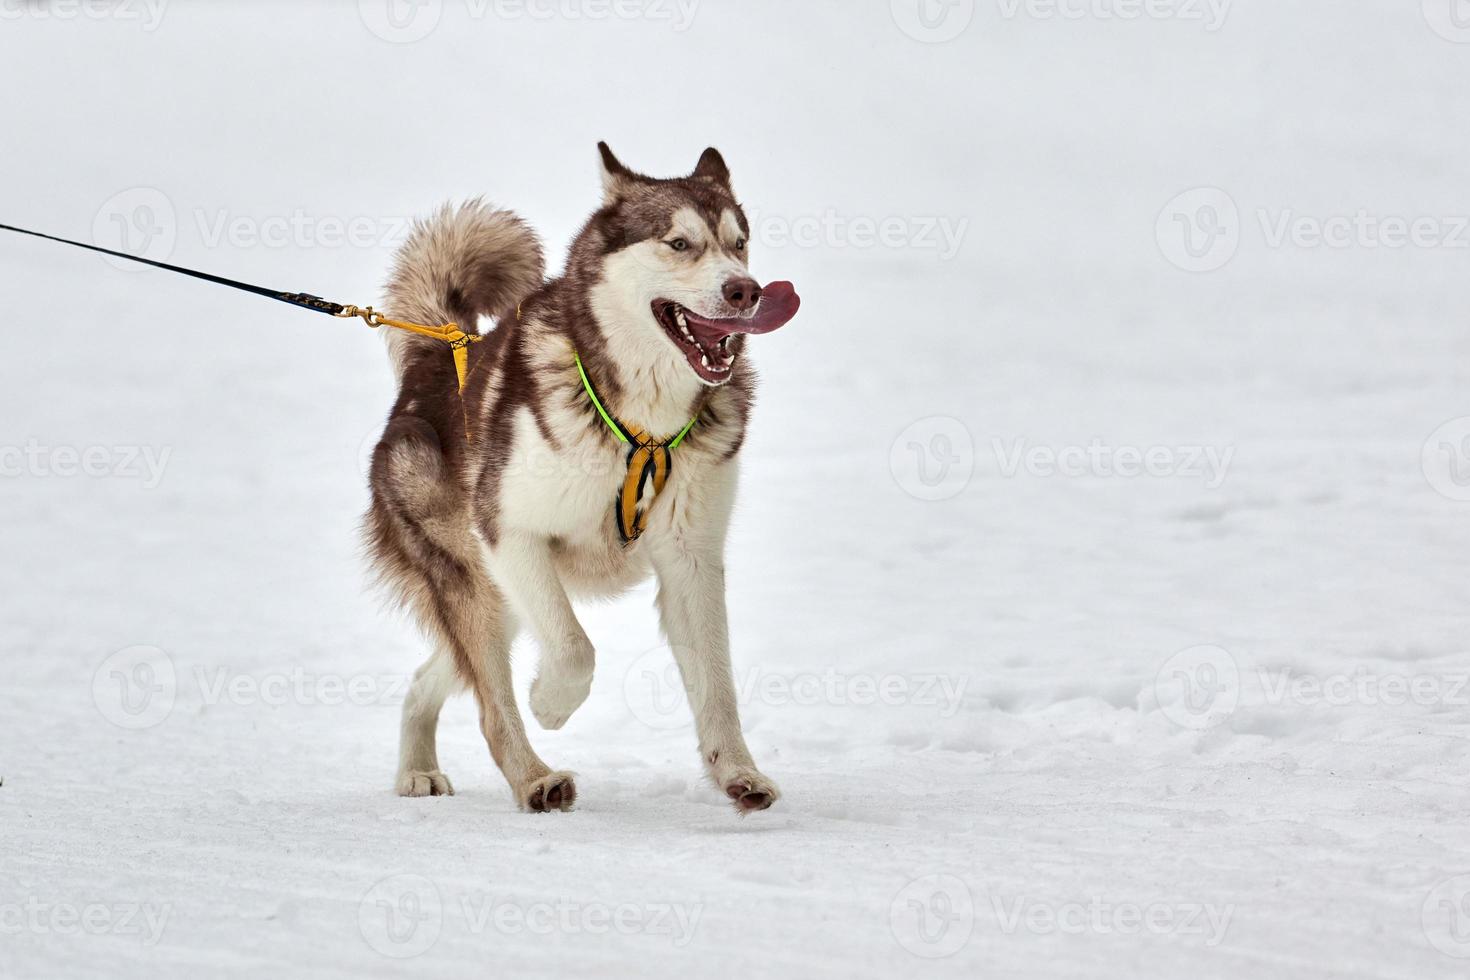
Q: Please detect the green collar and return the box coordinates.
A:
[573,351,698,448]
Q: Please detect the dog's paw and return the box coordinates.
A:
[519,771,577,813]
[396,769,454,798]
[720,768,780,814]
[530,664,593,731]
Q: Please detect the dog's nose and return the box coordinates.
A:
[722,278,762,312]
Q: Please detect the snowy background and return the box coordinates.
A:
[3,0,1470,976]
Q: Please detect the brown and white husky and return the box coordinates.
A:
[366,143,801,814]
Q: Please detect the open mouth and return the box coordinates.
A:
[650,281,802,385]
[653,301,741,382]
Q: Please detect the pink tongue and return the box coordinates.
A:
[687,281,801,343]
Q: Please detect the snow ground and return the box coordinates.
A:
[3,1,1470,977]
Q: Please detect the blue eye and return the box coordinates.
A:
[669,238,690,252]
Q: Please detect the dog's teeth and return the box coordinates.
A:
[700,354,711,368]
[675,310,688,328]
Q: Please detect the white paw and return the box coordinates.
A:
[715,765,780,814]
[396,769,454,798]
[530,664,593,731]
[519,770,577,812]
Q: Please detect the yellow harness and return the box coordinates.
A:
[574,352,698,544]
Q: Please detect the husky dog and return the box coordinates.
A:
[366,143,801,814]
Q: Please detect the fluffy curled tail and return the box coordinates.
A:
[382,199,545,377]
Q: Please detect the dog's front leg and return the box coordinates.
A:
[484,529,595,731]
[648,480,780,813]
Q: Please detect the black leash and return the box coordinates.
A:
[0,222,347,316]
[0,220,484,393]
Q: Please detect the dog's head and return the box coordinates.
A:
[574,143,800,387]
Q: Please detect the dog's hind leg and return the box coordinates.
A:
[368,416,575,812]
[462,601,578,812]
[396,649,459,797]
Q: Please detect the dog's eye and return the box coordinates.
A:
[735,238,747,251]
[668,238,690,252]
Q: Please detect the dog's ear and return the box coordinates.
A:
[598,142,643,205]
[693,147,732,189]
